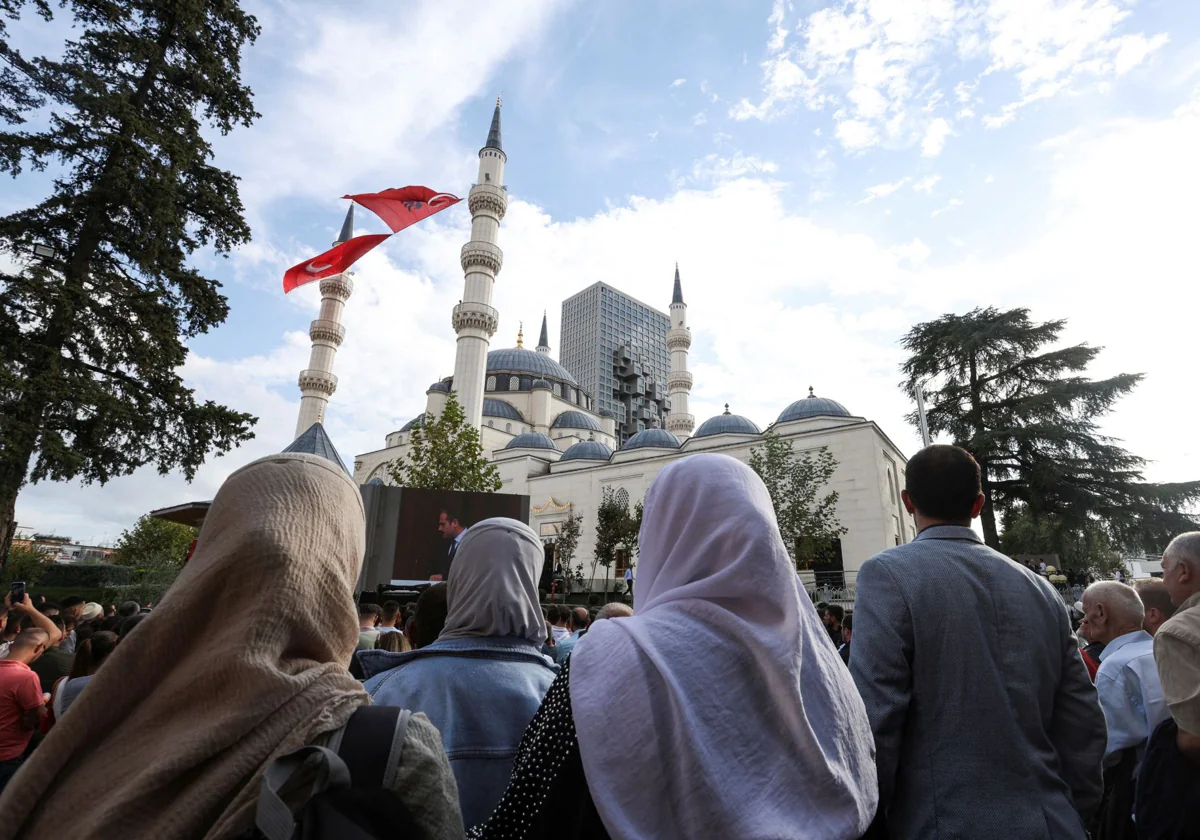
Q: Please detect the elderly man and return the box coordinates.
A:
[1133,579,1175,636]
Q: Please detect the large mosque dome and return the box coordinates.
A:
[694,405,762,438]
[776,388,852,424]
[560,439,613,462]
[486,347,578,385]
[504,431,559,451]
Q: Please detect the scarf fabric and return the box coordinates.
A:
[0,453,370,840]
[570,454,878,840]
[438,518,545,644]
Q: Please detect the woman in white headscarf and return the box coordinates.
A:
[0,453,463,840]
[361,517,559,830]
[470,453,878,840]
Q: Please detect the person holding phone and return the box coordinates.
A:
[0,590,61,793]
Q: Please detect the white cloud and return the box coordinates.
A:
[670,78,687,88]
[921,117,952,156]
[893,237,932,265]
[931,197,963,217]
[912,174,941,193]
[732,0,1169,151]
[860,178,910,203]
[693,111,708,126]
[680,153,780,186]
[835,117,880,150]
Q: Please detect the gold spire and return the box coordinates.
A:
[516,321,524,349]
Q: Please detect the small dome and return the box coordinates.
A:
[598,409,615,419]
[532,378,552,390]
[694,404,762,438]
[483,399,524,421]
[551,410,602,431]
[399,415,425,432]
[426,380,451,393]
[504,432,559,451]
[622,428,682,451]
[777,388,852,424]
[560,440,613,462]
[486,347,578,385]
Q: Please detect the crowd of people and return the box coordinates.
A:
[0,444,1194,839]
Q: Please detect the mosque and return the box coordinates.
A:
[298,101,914,583]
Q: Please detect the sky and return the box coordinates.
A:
[5,0,1200,545]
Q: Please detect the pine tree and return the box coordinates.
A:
[901,307,1200,551]
[748,431,846,567]
[387,393,502,492]
[0,0,261,565]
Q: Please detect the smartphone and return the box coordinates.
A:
[9,581,25,608]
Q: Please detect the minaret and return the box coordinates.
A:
[536,311,550,354]
[451,97,506,429]
[295,205,355,439]
[665,263,694,438]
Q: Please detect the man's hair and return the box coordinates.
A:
[1164,531,1200,571]
[49,614,66,632]
[11,627,49,651]
[357,602,382,618]
[842,613,853,633]
[117,600,140,618]
[1134,579,1176,620]
[1085,581,1145,626]
[381,600,402,622]
[60,595,85,609]
[42,602,61,614]
[825,604,845,622]
[439,509,461,526]
[815,601,828,613]
[411,584,449,649]
[904,445,982,521]
[546,603,562,622]
[571,607,590,630]
[118,613,148,639]
[70,631,119,679]
[595,602,633,621]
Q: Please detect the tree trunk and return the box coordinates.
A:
[979,472,1002,549]
[966,348,1002,548]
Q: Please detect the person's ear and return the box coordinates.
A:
[900,489,916,515]
[970,493,986,519]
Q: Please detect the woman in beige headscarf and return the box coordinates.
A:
[0,452,463,840]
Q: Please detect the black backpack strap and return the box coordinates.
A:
[336,705,412,791]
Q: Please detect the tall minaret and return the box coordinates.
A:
[536,311,550,354]
[665,263,695,438]
[295,205,355,439]
[451,97,506,429]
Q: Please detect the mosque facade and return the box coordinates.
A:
[343,103,914,583]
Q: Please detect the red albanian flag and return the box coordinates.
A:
[282,233,390,293]
[343,186,462,233]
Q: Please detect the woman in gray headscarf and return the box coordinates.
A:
[361,518,558,829]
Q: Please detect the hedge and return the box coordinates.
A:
[35,564,135,589]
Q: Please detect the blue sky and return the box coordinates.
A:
[8,0,1200,543]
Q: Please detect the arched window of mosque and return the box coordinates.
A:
[615,487,629,508]
[554,383,562,397]
[506,423,512,433]
[570,388,577,402]
[509,376,519,391]
[486,376,496,391]
[484,173,490,181]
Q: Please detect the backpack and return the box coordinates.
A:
[250,705,422,840]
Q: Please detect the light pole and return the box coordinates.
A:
[915,382,932,448]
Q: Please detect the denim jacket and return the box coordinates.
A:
[359,636,558,828]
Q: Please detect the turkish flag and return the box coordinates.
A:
[282,233,391,293]
[343,186,462,233]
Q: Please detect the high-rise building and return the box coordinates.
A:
[560,281,672,443]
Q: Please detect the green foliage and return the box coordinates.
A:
[591,489,641,593]
[900,307,1200,551]
[555,512,584,593]
[36,563,133,589]
[1000,508,1125,577]
[110,552,182,605]
[0,0,261,563]
[0,543,49,587]
[387,394,501,492]
[112,515,195,567]
[748,433,846,567]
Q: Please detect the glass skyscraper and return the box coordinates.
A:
[560,282,671,443]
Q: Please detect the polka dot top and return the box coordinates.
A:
[468,657,609,839]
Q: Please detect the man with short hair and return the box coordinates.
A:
[57,596,85,654]
[377,600,403,633]
[1133,580,1175,636]
[116,600,141,619]
[357,603,382,650]
[555,607,591,663]
[30,615,73,693]
[1156,532,1200,760]
[1081,581,1169,760]
[549,604,570,644]
[435,510,466,580]
[823,604,844,648]
[594,602,633,621]
[851,445,1105,840]
[0,593,61,792]
[838,613,853,666]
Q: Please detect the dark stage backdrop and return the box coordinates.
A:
[358,485,531,591]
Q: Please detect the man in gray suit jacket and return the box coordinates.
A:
[851,445,1106,840]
